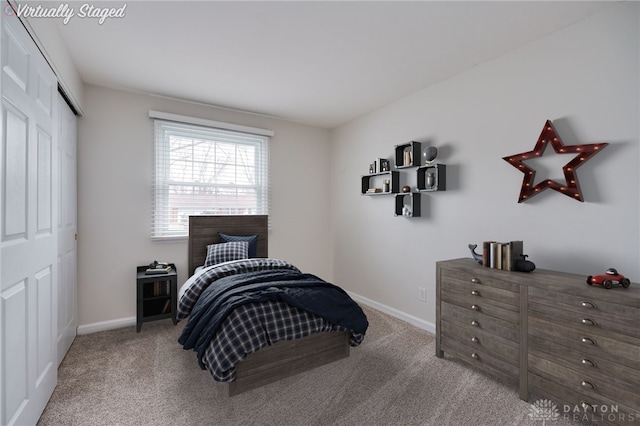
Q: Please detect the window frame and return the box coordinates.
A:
[149,111,273,240]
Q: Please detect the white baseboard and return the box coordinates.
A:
[77,316,136,335]
[76,295,435,336]
[348,292,436,335]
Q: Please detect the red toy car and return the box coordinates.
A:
[586,268,631,289]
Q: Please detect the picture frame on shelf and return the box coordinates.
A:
[373,157,390,173]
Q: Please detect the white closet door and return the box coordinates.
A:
[1,11,59,426]
[57,93,77,365]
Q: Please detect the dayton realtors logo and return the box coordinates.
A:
[528,399,560,425]
[528,399,636,424]
[6,2,126,25]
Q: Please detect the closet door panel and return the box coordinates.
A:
[1,11,58,426]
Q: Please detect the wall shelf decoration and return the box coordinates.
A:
[502,120,608,203]
[394,141,421,168]
[422,145,439,165]
[417,164,446,191]
[395,193,421,217]
[361,171,399,195]
[363,143,445,217]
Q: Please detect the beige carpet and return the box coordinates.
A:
[38,306,590,426]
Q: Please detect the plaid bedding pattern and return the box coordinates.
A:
[202,300,365,382]
[204,241,249,267]
[177,258,300,320]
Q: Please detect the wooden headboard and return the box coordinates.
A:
[188,215,268,277]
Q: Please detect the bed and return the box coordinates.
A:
[177,215,368,396]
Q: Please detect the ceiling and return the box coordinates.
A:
[53,1,618,128]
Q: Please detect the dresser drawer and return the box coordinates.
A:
[441,301,519,343]
[529,334,640,387]
[441,290,519,323]
[529,299,639,340]
[440,270,520,309]
[441,320,519,365]
[529,286,640,333]
[528,373,640,426]
[529,350,640,410]
[440,267,520,294]
[441,334,519,383]
[529,313,640,369]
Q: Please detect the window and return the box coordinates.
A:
[150,111,271,238]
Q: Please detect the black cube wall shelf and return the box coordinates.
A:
[395,193,421,217]
[361,171,399,195]
[394,141,421,169]
[417,164,446,192]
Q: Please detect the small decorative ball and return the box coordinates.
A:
[422,146,438,164]
[402,185,410,193]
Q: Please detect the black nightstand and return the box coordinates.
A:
[136,264,178,332]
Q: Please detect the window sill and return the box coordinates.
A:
[151,235,188,243]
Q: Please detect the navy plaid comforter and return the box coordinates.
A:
[177,259,368,382]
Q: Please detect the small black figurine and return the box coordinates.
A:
[468,244,483,264]
[515,254,536,272]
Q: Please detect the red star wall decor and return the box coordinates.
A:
[503,120,608,203]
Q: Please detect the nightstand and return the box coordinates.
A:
[136,264,178,332]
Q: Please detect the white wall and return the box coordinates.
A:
[77,86,331,328]
[330,2,639,330]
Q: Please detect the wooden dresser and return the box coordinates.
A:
[436,258,640,425]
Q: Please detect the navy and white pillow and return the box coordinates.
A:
[218,233,258,258]
[204,241,249,267]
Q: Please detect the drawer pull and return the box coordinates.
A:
[580,301,595,309]
[581,381,595,389]
[471,353,480,360]
[471,304,480,311]
[581,337,596,345]
[580,402,595,412]
[471,290,480,296]
[471,337,480,343]
[581,358,596,367]
[471,320,480,327]
[471,277,480,283]
[581,318,596,326]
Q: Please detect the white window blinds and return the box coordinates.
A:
[151,112,271,239]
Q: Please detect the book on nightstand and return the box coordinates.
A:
[145,261,172,275]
